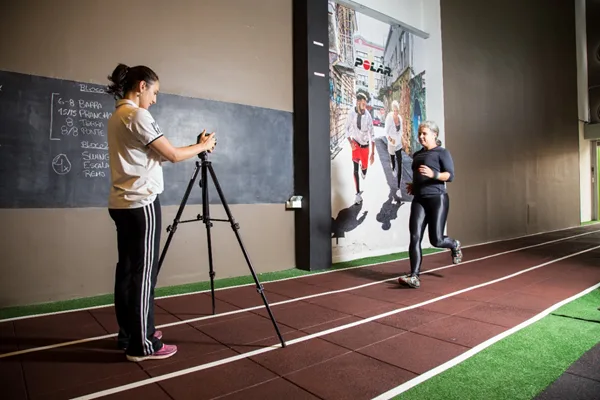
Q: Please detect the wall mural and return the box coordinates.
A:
[328,1,430,262]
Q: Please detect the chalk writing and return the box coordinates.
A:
[78,100,102,109]
[81,150,110,178]
[57,98,75,107]
[48,87,113,179]
[52,154,71,175]
[79,84,106,94]
[82,151,109,161]
[78,110,111,119]
[57,108,77,117]
[60,126,78,136]
[80,141,108,150]
[83,170,106,178]
[49,93,60,140]
[83,160,109,169]
[80,127,104,136]
[51,93,111,141]
[80,120,104,128]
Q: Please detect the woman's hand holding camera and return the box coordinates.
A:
[198,129,217,153]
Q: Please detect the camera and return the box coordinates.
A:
[197,130,216,160]
[197,130,208,144]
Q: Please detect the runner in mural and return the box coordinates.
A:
[344,92,375,205]
[385,100,403,199]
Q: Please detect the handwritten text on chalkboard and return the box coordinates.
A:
[49,93,111,178]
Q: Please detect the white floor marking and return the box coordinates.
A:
[69,244,600,400]
[2,229,599,359]
[2,225,597,323]
[371,282,600,400]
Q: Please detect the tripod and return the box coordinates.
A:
[157,151,286,348]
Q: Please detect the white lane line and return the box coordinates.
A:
[2,225,597,323]
[2,229,599,359]
[69,244,600,400]
[371,282,600,399]
[153,225,600,301]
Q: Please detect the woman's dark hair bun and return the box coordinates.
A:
[106,63,158,99]
[106,63,129,99]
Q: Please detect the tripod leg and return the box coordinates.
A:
[157,162,201,275]
[206,163,287,348]
[201,161,217,315]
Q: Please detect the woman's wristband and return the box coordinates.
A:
[433,171,440,180]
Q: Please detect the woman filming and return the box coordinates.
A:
[399,121,462,289]
[106,63,216,362]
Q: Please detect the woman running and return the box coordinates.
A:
[399,121,462,289]
[106,63,216,361]
[385,100,403,198]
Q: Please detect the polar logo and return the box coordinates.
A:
[354,58,391,77]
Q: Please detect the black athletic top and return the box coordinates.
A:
[411,146,455,198]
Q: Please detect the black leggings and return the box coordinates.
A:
[108,196,163,356]
[389,149,402,188]
[409,194,457,275]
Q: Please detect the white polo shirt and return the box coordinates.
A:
[107,99,164,209]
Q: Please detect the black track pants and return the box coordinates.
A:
[109,197,163,356]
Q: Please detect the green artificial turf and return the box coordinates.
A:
[580,220,600,226]
[395,289,600,400]
[0,247,441,320]
[550,288,600,323]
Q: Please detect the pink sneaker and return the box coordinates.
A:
[126,344,178,362]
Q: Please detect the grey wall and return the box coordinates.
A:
[0,0,295,307]
[440,0,581,244]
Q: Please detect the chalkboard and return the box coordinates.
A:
[0,70,293,208]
